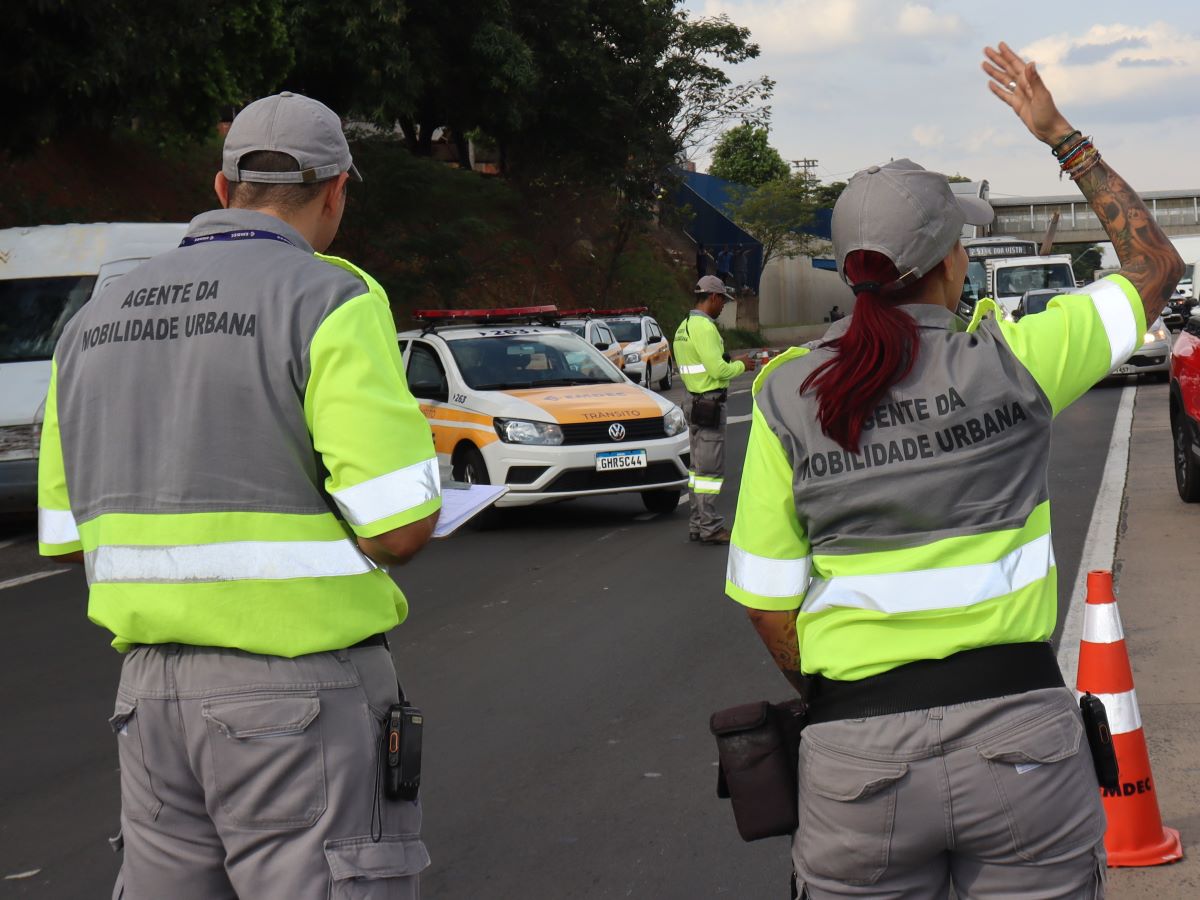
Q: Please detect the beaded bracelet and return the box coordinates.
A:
[1068,149,1103,182]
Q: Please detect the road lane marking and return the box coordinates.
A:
[0,537,30,551]
[0,569,72,592]
[4,870,41,881]
[1057,384,1136,686]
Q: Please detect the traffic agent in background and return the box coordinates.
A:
[400,306,690,515]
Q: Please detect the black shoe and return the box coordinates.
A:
[689,532,700,542]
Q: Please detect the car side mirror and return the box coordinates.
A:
[649,334,664,344]
[594,340,610,350]
[409,379,448,402]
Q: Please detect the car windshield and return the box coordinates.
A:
[607,320,642,342]
[996,264,1074,297]
[0,276,97,363]
[965,261,986,302]
[561,322,585,337]
[448,332,625,390]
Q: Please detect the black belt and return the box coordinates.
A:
[806,642,1063,724]
[348,633,390,650]
[689,389,728,401]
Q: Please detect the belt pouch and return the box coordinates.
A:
[710,699,806,841]
[690,396,722,428]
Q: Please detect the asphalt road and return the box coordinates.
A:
[0,373,1124,898]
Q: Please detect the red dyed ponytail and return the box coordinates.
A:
[800,250,923,452]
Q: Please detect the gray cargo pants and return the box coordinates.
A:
[109,643,427,900]
[793,688,1106,898]
[682,391,726,539]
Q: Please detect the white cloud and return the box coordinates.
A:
[897,3,964,38]
[911,125,946,147]
[1021,22,1200,105]
[699,0,862,55]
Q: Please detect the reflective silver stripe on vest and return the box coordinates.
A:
[38,507,80,544]
[85,539,374,584]
[330,457,441,528]
[1079,280,1139,369]
[679,364,707,375]
[727,544,812,598]
[801,532,1055,614]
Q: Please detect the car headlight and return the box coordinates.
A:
[663,406,687,437]
[1144,327,1167,345]
[624,351,642,365]
[494,418,564,445]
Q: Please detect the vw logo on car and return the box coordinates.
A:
[608,423,627,441]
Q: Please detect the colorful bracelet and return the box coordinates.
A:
[1068,150,1103,182]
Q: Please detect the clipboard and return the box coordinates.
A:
[433,482,509,538]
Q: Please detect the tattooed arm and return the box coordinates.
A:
[745,608,807,695]
[983,42,1184,322]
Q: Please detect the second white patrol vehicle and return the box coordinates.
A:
[398,306,690,514]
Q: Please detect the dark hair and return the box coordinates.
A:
[800,250,942,452]
[227,151,331,213]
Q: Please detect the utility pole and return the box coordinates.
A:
[791,158,818,181]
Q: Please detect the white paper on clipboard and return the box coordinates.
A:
[433,483,509,538]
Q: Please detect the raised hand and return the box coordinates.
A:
[982,41,1073,145]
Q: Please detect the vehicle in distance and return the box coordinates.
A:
[593,307,673,391]
[0,222,186,514]
[555,309,625,371]
[398,306,690,515]
[1012,289,1061,321]
[1169,308,1200,501]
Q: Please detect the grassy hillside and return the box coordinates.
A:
[1,132,760,345]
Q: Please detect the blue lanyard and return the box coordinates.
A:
[179,229,295,248]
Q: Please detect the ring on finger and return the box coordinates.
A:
[1007,80,1017,91]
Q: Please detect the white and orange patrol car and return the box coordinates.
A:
[594,307,673,390]
[398,306,690,513]
[555,309,625,371]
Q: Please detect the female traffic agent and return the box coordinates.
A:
[723,42,1182,897]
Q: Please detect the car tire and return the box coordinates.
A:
[641,488,681,515]
[1171,411,1200,502]
[658,362,673,391]
[452,444,502,527]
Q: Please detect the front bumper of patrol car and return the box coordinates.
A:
[480,432,690,507]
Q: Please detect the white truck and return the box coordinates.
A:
[0,223,186,514]
[961,237,1076,318]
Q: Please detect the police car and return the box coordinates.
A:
[595,307,673,390]
[555,309,625,371]
[398,306,690,513]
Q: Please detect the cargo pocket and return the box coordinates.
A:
[325,835,430,900]
[795,742,908,886]
[203,692,326,829]
[108,699,162,822]
[978,704,1105,862]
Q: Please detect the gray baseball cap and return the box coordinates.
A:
[832,159,992,288]
[222,92,362,184]
[695,274,734,297]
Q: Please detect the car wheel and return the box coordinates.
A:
[1172,412,1200,502]
[641,488,681,515]
[1155,371,1170,384]
[658,363,673,391]
[452,444,502,527]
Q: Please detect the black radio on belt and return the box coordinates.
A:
[384,703,423,801]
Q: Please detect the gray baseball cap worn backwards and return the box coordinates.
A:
[222,92,362,184]
[696,274,734,297]
[832,159,993,289]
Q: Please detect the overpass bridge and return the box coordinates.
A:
[990,188,1200,243]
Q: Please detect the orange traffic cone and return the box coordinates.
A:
[1076,570,1183,867]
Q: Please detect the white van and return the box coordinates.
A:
[0,223,186,513]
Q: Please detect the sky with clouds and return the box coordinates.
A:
[685,0,1200,202]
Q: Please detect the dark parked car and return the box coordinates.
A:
[1169,311,1200,501]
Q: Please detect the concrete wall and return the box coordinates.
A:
[757,253,855,326]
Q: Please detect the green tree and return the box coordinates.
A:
[708,125,790,187]
[726,173,819,329]
[811,181,846,209]
[947,173,974,183]
[5,0,293,152]
[1052,242,1105,283]
[666,13,774,158]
